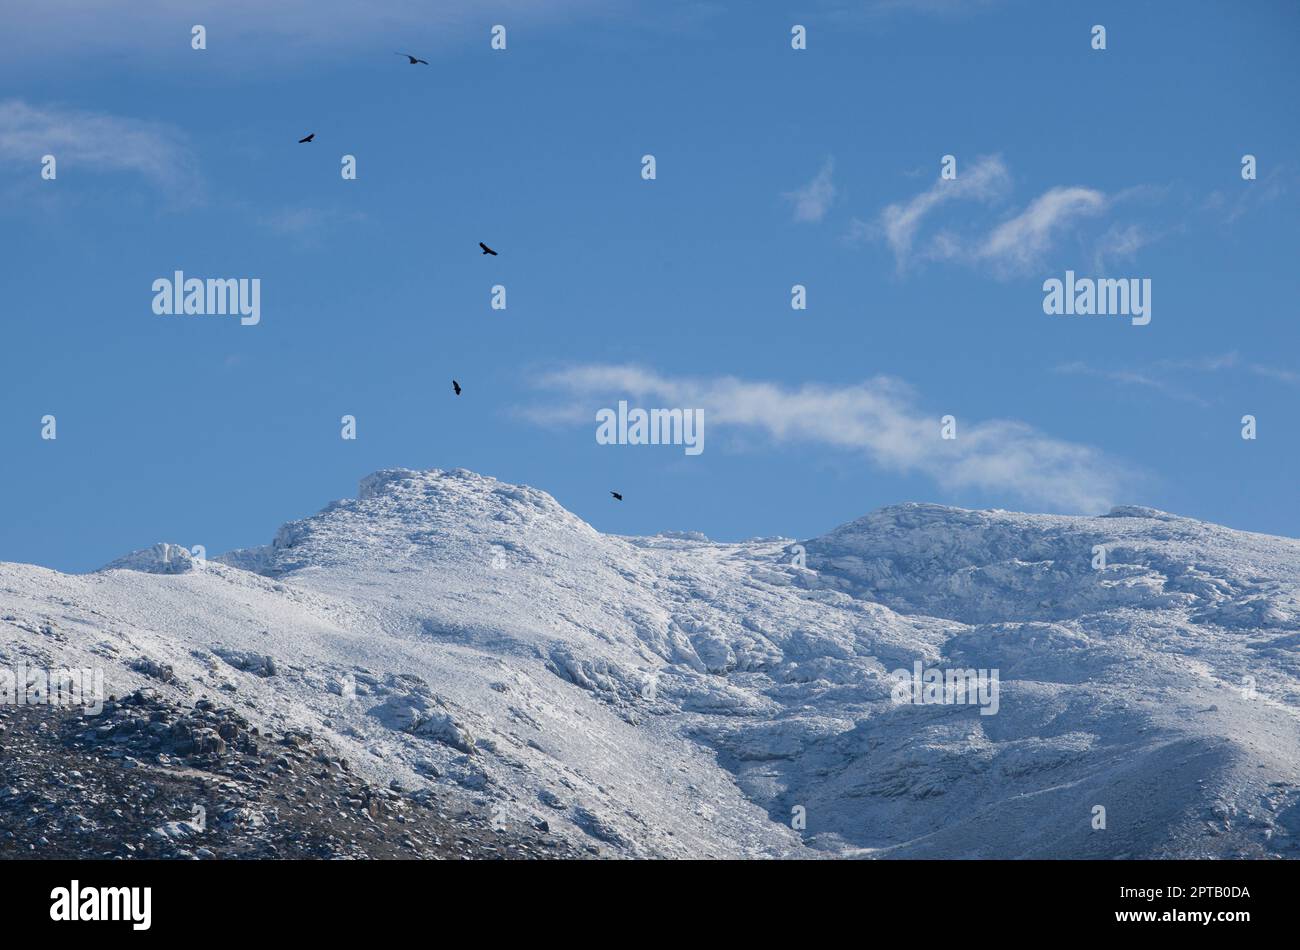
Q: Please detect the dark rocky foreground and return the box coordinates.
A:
[0,691,588,860]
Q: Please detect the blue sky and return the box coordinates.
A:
[1,0,1297,572]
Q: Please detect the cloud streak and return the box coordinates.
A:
[1054,361,1210,407]
[0,99,200,197]
[526,364,1134,513]
[783,158,837,223]
[1055,351,1300,405]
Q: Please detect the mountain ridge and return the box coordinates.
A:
[3,467,1299,858]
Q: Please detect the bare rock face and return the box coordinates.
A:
[0,691,582,860]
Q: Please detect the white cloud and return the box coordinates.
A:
[0,99,199,197]
[783,158,837,223]
[526,364,1134,513]
[873,157,1124,276]
[877,154,1010,267]
[975,186,1107,272]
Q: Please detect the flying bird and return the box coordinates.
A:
[298,133,315,143]
[610,492,623,501]
[397,53,430,65]
[479,242,498,256]
[452,380,462,396]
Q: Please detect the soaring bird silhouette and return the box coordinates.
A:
[298,133,315,143]
[610,491,623,501]
[397,53,429,65]
[479,242,498,256]
[452,380,462,396]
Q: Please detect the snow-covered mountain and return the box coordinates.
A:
[3,468,1298,858]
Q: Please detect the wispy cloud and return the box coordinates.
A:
[1091,222,1157,273]
[1247,364,1300,385]
[867,156,1135,277]
[257,206,367,246]
[1053,361,1210,407]
[845,0,1006,18]
[1162,352,1300,386]
[0,99,200,198]
[526,364,1134,513]
[874,154,1011,267]
[1203,164,1290,224]
[974,186,1107,271]
[783,157,837,223]
[1056,351,1300,405]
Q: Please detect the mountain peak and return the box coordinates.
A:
[218,467,594,577]
[99,542,199,574]
[357,467,497,501]
[1102,504,1182,521]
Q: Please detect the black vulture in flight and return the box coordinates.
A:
[479,242,498,256]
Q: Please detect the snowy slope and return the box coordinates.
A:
[2,468,1298,858]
